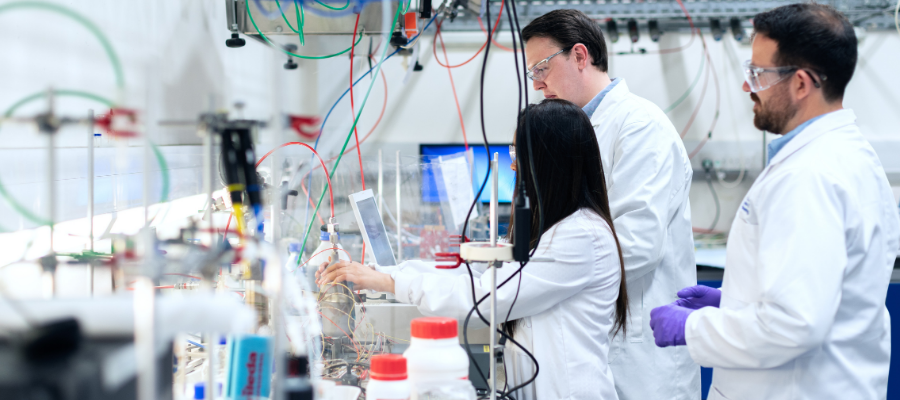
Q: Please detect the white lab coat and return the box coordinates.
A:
[589,79,701,399]
[685,109,900,400]
[390,209,623,400]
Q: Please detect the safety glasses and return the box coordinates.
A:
[509,145,516,164]
[742,60,826,93]
[526,48,569,81]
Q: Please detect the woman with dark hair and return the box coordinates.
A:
[318,99,628,400]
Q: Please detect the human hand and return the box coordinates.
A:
[316,259,395,293]
[649,303,693,347]
[674,285,721,310]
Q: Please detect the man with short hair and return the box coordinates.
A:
[650,4,900,399]
[522,10,700,400]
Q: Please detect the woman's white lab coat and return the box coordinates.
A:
[390,209,623,400]
[685,110,900,400]
[588,79,700,399]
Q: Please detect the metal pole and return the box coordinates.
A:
[490,153,498,247]
[205,333,216,400]
[47,90,56,255]
[88,110,95,295]
[134,277,156,400]
[396,151,402,263]
[489,153,499,400]
[490,263,497,400]
[88,110,95,252]
[378,149,383,215]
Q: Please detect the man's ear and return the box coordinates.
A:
[573,43,590,69]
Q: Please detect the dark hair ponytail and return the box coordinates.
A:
[505,99,628,337]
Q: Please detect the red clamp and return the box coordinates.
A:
[449,235,467,246]
[95,108,139,138]
[435,252,463,269]
[288,115,321,140]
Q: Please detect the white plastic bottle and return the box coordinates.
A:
[367,354,411,400]
[404,317,476,400]
[304,226,349,289]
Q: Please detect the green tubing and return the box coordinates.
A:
[663,52,706,114]
[149,142,170,203]
[316,0,352,11]
[296,1,306,45]
[297,3,401,264]
[247,0,363,59]
[0,1,124,90]
[275,0,305,45]
[0,90,171,226]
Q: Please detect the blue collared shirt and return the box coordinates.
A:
[766,114,827,165]
[582,78,621,118]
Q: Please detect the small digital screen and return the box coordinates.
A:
[420,144,515,204]
[356,197,397,266]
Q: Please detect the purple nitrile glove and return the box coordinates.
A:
[674,285,721,310]
[649,303,693,347]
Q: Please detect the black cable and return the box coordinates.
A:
[505,0,542,258]
[458,0,496,386]
[462,262,540,395]
[705,174,720,231]
[462,262,539,397]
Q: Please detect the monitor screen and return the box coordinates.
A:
[355,196,397,266]
[420,144,515,204]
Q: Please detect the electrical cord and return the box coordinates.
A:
[296,13,439,262]
[294,53,390,231]
[349,13,369,264]
[679,56,711,139]
[296,3,409,265]
[456,0,542,396]
[673,0,721,160]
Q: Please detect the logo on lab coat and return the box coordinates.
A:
[739,200,756,224]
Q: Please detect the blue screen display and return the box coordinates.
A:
[420,144,515,204]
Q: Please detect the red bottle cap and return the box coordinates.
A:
[370,354,407,381]
[410,317,458,339]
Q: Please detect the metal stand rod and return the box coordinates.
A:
[378,149,383,216]
[205,333,216,400]
[88,110,95,295]
[203,131,214,245]
[396,151,401,263]
[489,153,499,400]
[490,263,497,399]
[88,110,95,252]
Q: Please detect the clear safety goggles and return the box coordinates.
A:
[742,60,826,93]
[526,48,569,81]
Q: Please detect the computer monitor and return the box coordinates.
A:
[419,144,515,204]
[348,189,397,267]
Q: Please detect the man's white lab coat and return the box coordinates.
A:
[686,109,900,400]
[390,209,623,399]
[589,79,701,400]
